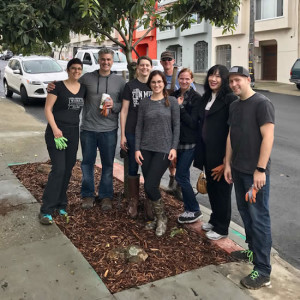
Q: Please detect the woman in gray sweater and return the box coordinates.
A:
[135,70,180,237]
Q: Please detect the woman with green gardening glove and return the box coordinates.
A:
[39,58,86,225]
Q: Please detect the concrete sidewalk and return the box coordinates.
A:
[1,95,300,300]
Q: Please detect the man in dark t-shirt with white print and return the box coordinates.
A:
[224,66,275,290]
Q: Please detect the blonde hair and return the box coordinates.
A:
[178,68,194,79]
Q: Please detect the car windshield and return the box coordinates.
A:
[22,59,63,74]
[93,51,127,63]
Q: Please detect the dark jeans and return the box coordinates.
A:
[175,148,200,212]
[41,125,79,214]
[232,168,272,276]
[141,150,170,201]
[80,129,117,199]
[205,168,232,235]
[126,132,139,176]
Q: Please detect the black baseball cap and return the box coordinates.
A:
[229,66,250,77]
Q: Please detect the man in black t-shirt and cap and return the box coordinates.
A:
[224,66,275,290]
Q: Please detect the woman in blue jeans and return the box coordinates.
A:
[171,68,203,224]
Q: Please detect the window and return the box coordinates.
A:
[256,0,283,20]
[194,41,208,72]
[82,53,92,64]
[216,45,231,70]
[137,16,147,32]
[191,13,201,26]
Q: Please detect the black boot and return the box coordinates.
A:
[166,175,177,194]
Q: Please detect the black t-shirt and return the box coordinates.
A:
[228,92,275,175]
[122,78,152,134]
[51,81,86,126]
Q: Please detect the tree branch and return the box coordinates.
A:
[112,25,129,48]
[90,25,125,49]
[132,25,156,48]
[162,2,196,28]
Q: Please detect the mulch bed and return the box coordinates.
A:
[10,161,234,293]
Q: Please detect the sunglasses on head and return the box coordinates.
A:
[161,57,173,62]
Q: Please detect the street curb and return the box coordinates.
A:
[97,160,244,256]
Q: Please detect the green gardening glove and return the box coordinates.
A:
[54,137,68,150]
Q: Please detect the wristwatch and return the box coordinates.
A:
[256,167,266,173]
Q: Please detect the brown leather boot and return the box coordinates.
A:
[127,175,140,218]
[143,197,154,220]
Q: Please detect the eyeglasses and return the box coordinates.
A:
[150,80,163,85]
[161,57,173,62]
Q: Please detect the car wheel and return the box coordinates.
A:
[296,84,300,90]
[20,86,30,105]
[4,80,13,98]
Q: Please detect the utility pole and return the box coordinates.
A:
[249,0,255,86]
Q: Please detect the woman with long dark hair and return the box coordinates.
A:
[135,70,180,236]
[194,65,237,240]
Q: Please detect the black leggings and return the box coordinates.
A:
[141,150,170,201]
[41,125,79,214]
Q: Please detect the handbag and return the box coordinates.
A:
[196,171,207,194]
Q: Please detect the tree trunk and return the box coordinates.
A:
[124,47,136,80]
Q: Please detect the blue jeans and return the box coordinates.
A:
[126,132,139,176]
[80,129,117,199]
[232,168,272,276]
[175,148,200,212]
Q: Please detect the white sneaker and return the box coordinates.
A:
[201,222,214,232]
[206,230,227,240]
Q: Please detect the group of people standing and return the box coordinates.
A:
[39,49,275,290]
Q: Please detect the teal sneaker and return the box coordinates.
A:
[241,270,271,289]
[58,209,69,223]
[58,209,68,216]
[39,213,53,225]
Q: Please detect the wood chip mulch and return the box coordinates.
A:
[10,161,234,293]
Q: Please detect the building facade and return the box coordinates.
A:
[157,0,212,73]
[117,18,157,60]
[53,33,115,61]
[212,0,299,83]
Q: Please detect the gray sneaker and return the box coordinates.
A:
[241,270,271,290]
[81,197,94,209]
[201,222,214,232]
[231,249,254,263]
[101,198,112,211]
[177,211,203,224]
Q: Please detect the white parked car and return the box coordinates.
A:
[75,48,128,78]
[152,59,164,72]
[3,56,68,105]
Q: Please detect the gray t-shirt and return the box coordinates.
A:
[228,92,275,175]
[135,96,180,154]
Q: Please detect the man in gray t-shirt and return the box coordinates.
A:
[224,66,275,290]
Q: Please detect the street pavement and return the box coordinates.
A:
[1,82,300,299]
